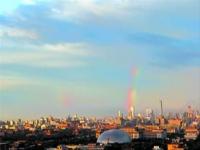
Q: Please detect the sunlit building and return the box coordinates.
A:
[184,126,199,140]
[167,144,184,150]
[168,119,182,127]
[121,127,140,139]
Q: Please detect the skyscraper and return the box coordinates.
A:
[128,106,135,120]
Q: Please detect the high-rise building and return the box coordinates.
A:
[145,108,154,120]
[117,110,123,125]
[128,106,135,120]
[118,110,122,118]
[187,105,194,118]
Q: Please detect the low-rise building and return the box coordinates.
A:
[143,129,167,139]
[184,126,199,140]
[167,144,184,150]
[168,119,182,127]
[121,127,140,139]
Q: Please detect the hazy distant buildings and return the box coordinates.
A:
[155,116,167,125]
[116,110,124,125]
[145,108,155,123]
[0,105,200,149]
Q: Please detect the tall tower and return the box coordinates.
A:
[118,110,122,118]
[130,106,134,118]
[117,110,123,125]
[160,100,163,117]
[127,106,135,120]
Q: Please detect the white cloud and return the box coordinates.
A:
[48,0,199,40]
[0,42,91,68]
[42,43,90,56]
[50,0,197,22]
[50,0,156,23]
[0,25,38,39]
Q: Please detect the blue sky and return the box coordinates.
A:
[0,0,200,120]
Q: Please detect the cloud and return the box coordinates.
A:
[49,0,150,23]
[0,25,38,39]
[21,0,36,5]
[0,75,36,90]
[48,0,200,41]
[42,43,90,55]
[121,31,200,68]
[0,42,91,68]
[1,0,199,41]
[0,0,199,119]
[49,0,198,23]
[0,0,199,70]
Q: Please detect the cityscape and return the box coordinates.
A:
[0,0,200,150]
[0,103,200,149]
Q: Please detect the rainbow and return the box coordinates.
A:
[126,67,138,112]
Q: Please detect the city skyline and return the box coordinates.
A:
[0,0,200,120]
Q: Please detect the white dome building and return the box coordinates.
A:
[97,129,131,144]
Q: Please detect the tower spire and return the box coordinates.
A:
[160,100,163,117]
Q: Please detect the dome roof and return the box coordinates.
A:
[97,129,131,144]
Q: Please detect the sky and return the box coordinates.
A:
[0,0,200,120]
